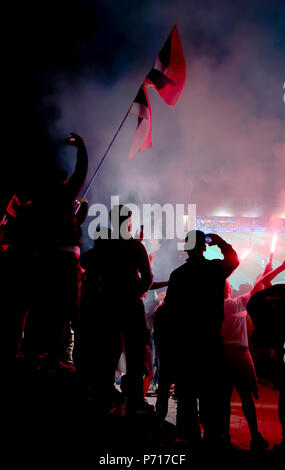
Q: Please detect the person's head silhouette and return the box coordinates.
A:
[109,204,132,239]
[184,230,206,257]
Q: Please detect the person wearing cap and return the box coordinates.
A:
[163,230,239,445]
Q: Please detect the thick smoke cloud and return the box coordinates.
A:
[3,0,284,279]
[51,2,285,215]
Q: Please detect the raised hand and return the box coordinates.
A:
[206,233,225,246]
[263,262,273,275]
[64,133,85,148]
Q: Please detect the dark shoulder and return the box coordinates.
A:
[207,258,226,269]
[129,237,148,254]
[81,247,96,264]
[170,262,188,280]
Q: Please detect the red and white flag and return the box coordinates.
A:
[145,25,186,106]
[128,84,152,160]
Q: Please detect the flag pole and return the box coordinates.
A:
[80,24,182,201]
[81,106,131,200]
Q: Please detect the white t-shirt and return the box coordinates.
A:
[222,293,251,347]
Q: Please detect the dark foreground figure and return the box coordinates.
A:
[81,205,153,412]
[13,361,283,469]
[247,283,285,454]
[156,230,239,444]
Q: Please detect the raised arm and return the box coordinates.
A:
[207,233,240,278]
[76,197,89,226]
[252,261,285,295]
[64,133,88,201]
[150,280,169,290]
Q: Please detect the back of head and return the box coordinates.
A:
[109,204,132,238]
[185,230,206,256]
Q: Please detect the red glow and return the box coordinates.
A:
[270,233,278,254]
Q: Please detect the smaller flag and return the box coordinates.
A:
[145,25,186,106]
[128,84,152,160]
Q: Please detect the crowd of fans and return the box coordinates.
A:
[2,134,284,454]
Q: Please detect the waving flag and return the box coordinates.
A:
[145,25,186,106]
[128,25,185,159]
[128,84,152,160]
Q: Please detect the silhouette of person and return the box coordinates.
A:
[153,301,176,422]
[81,206,153,412]
[247,268,285,455]
[221,261,284,451]
[146,289,167,392]
[164,230,239,444]
[119,319,154,400]
[1,193,34,356]
[25,133,88,369]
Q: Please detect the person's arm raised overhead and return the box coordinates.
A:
[64,133,88,201]
[251,260,285,295]
[207,233,239,277]
[231,262,283,315]
[76,197,89,226]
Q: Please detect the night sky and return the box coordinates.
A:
[2,1,285,242]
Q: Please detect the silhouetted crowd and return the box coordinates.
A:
[2,134,284,454]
